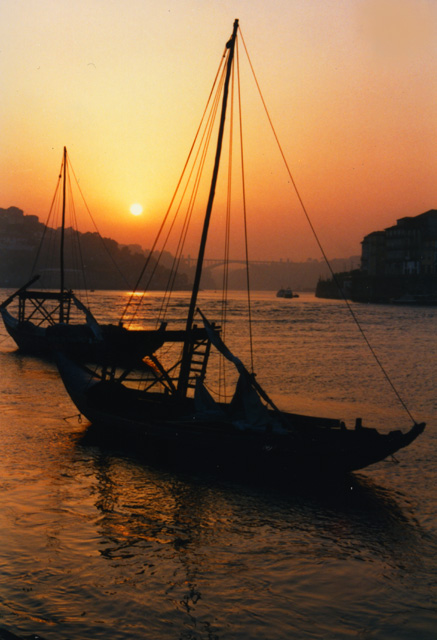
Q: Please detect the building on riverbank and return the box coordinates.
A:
[316,210,437,303]
[362,210,437,278]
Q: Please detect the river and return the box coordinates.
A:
[0,290,435,639]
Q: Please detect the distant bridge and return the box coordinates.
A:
[180,256,295,269]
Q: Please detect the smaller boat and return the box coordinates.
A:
[1,148,111,357]
[277,287,299,299]
[0,277,94,355]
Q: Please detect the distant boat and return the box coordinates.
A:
[277,287,299,299]
[55,20,425,476]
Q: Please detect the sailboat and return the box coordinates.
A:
[0,148,94,354]
[55,20,425,475]
[0,147,137,358]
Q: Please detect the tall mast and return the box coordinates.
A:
[177,19,239,396]
[60,146,67,323]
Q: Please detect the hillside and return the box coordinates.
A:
[0,206,359,292]
[0,207,189,290]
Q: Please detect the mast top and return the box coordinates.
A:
[227,19,239,46]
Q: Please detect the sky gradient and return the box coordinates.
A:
[1,0,436,261]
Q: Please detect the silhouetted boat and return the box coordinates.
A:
[0,279,87,355]
[277,287,299,299]
[55,20,425,476]
[0,148,131,358]
[0,148,96,355]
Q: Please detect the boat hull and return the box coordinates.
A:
[1,307,48,353]
[0,307,97,356]
[56,353,425,476]
[1,306,165,362]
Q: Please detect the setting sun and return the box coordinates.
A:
[130,203,143,216]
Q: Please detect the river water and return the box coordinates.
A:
[0,290,435,640]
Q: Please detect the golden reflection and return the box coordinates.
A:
[123,290,148,298]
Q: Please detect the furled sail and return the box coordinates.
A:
[230,373,271,430]
[194,378,227,420]
[198,309,287,432]
[72,295,103,340]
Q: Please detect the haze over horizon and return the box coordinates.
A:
[1,0,436,262]
[2,204,362,266]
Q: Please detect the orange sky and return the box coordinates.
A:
[1,0,436,261]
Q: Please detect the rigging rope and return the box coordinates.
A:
[119,49,229,326]
[156,70,226,327]
[65,163,90,305]
[236,37,255,374]
[239,27,417,426]
[29,158,64,280]
[29,151,133,308]
[218,55,234,398]
[68,161,132,291]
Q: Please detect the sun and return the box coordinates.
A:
[130,203,143,216]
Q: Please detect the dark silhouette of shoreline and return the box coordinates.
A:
[0,206,359,292]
